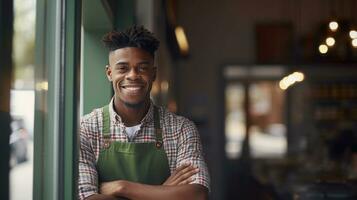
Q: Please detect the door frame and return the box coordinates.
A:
[33,0,81,199]
[0,1,14,199]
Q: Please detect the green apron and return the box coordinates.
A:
[96,105,171,185]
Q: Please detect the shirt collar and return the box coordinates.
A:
[108,98,155,126]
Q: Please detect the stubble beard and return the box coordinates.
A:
[116,92,150,110]
[122,98,147,109]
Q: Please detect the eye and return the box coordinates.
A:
[116,64,129,73]
[138,64,150,73]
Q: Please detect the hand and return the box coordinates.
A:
[163,163,199,186]
[100,180,126,197]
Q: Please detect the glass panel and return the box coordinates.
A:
[249,81,286,158]
[10,0,36,199]
[225,83,246,159]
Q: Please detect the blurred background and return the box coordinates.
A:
[1,0,357,199]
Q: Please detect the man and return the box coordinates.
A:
[78,25,210,200]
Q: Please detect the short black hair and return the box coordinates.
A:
[102,25,160,57]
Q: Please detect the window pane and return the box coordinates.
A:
[249,81,286,158]
[225,83,246,159]
[10,0,36,199]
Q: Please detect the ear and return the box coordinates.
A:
[105,65,112,81]
[152,66,157,81]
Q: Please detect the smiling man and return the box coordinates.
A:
[78,25,210,200]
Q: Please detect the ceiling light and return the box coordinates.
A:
[292,72,305,82]
[349,30,357,39]
[326,37,335,46]
[352,39,357,48]
[175,26,189,55]
[279,72,305,90]
[319,44,328,54]
[329,21,338,31]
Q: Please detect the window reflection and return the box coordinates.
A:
[249,81,286,158]
[10,0,36,199]
[225,81,286,159]
[225,83,245,159]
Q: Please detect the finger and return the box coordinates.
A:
[178,177,196,185]
[175,167,199,183]
[175,165,198,178]
[177,166,198,179]
[173,163,191,175]
[170,166,198,185]
[163,164,192,185]
[170,163,194,182]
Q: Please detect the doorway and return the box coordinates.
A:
[223,65,287,199]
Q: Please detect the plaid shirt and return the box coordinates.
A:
[78,99,210,199]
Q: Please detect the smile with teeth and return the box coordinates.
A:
[121,85,144,92]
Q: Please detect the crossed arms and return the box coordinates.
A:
[86,164,208,200]
[79,117,209,200]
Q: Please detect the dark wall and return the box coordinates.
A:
[173,0,357,199]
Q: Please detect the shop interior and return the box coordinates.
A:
[1,0,357,199]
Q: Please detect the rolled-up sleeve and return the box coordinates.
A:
[176,119,210,191]
[78,120,98,200]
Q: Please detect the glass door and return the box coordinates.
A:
[10,0,36,199]
[224,66,287,160]
[248,81,286,158]
[223,66,287,199]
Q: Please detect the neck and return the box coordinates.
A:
[113,97,151,127]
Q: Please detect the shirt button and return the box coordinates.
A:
[104,141,110,149]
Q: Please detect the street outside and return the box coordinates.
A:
[10,140,33,200]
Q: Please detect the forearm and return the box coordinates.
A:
[85,193,128,200]
[117,181,208,200]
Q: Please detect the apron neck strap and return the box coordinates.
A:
[102,105,111,138]
[154,106,163,148]
[102,104,163,148]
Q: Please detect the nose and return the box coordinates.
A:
[126,67,140,80]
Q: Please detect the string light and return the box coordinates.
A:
[279,72,305,90]
[326,37,335,47]
[329,21,338,31]
[319,44,328,54]
[350,30,357,39]
[352,39,357,48]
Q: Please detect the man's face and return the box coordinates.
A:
[106,47,156,108]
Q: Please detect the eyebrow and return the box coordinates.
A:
[115,61,128,65]
[114,60,152,65]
